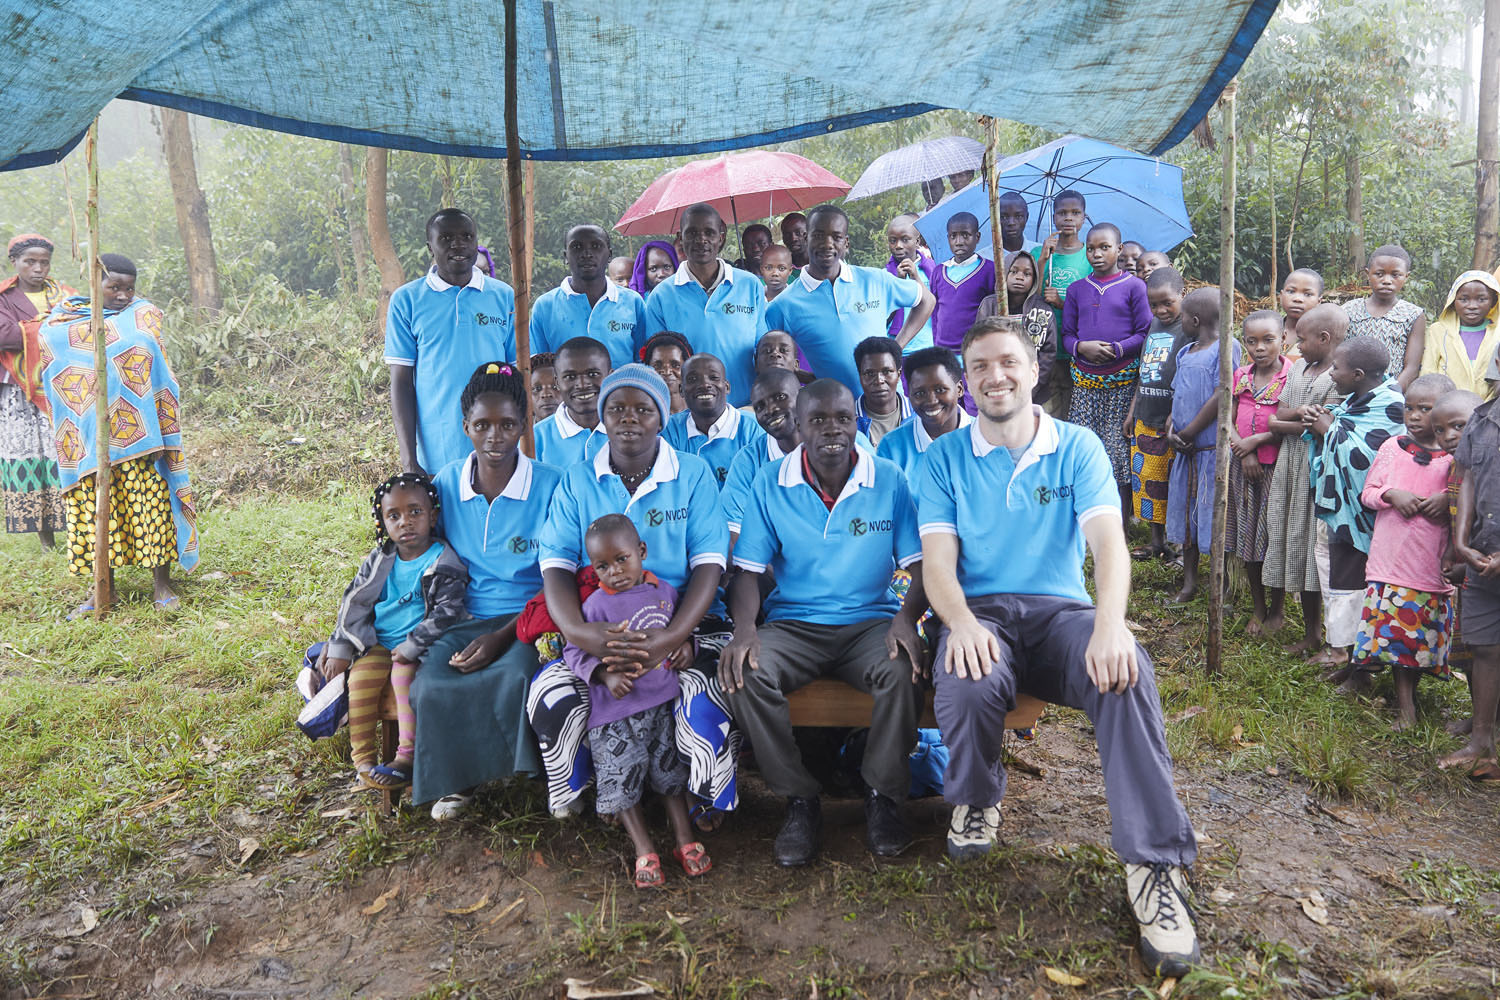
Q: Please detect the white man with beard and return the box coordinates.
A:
[529,223,647,368]
[386,208,518,475]
[719,378,927,867]
[643,203,767,408]
[918,315,1200,977]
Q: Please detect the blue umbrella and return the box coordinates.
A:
[914,136,1192,264]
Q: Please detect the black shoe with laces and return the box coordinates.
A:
[864,790,911,857]
[774,796,822,867]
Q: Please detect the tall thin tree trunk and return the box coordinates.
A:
[366,147,406,337]
[1268,127,1278,296]
[1285,118,1316,273]
[1344,145,1365,277]
[160,109,221,314]
[1475,0,1500,270]
[338,145,371,299]
[1461,15,1477,128]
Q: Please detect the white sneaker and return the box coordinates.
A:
[946,804,1000,860]
[430,792,473,821]
[1125,863,1200,976]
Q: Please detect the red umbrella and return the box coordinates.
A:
[615,151,849,236]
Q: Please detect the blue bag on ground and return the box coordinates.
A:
[908,728,948,798]
[295,640,348,740]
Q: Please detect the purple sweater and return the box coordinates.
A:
[1061,271,1152,375]
[885,254,939,339]
[562,576,681,728]
[932,257,997,349]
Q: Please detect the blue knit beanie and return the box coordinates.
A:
[597,363,670,424]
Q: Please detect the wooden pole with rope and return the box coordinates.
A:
[86,120,113,618]
[983,116,1007,315]
[1207,81,1237,672]
[503,0,534,457]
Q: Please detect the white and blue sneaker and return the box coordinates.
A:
[946,804,1000,860]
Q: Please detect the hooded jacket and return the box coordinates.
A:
[327,540,470,663]
[1422,269,1500,397]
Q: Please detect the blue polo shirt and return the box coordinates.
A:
[539,441,729,593]
[876,411,973,493]
[734,447,921,625]
[916,410,1119,604]
[533,407,607,468]
[765,264,922,395]
[643,260,767,407]
[662,405,766,489]
[433,453,562,619]
[384,267,518,472]
[722,432,874,533]
[529,277,648,369]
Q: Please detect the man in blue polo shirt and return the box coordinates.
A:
[721,379,927,867]
[529,224,648,368]
[765,204,933,395]
[723,368,803,537]
[918,316,1200,977]
[533,337,610,467]
[385,208,517,474]
[662,354,765,487]
[643,204,767,407]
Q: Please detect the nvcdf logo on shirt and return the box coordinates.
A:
[508,536,538,554]
[1032,484,1074,506]
[646,506,690,527]
[847,517,893,536]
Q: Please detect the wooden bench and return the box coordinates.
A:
[784,678,1046,731]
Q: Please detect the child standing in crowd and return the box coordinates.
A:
[1433,390,1487,739]
[1124,266,1187,560]
[607,257,632,287]
[529,352,560,421]
[641,331,693,415]
[1226,311,1293,634]
[1136,251,1172,282]
[759,245,795,302]
[1423,270,1500,397]
[1119,241,1145,277]
[1308,339,1405,674]
[1165,289,1239,603]
[1343,245,1425,389]
[931,212,996,351]
[1351,374,1458,727]
[1263,303,1347,658]
[1036,190,1092,412]
[563,514,710,887]
[974,250,1056,403]
[322,473,469,790]
[1062,222,1152,504]
[886,214,937,353]
[1279,268,1323,358]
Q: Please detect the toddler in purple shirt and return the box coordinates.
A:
[562,514,711,887]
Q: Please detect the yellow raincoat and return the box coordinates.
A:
[1422,269,1500,397]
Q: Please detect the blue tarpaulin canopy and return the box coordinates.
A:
[1,0,1277,171]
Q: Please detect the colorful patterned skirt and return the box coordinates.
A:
[0,382,65,533]
[1129,420,1173,524]
[63,455,178,576]
[1068,361,1138,486]
[1351,582,1453,678]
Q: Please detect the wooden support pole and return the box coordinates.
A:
[984,117,1007,315]
[86,121,112,617]
[1207,82,1237,673]
[504,0,534,458]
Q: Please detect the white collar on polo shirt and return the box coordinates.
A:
[592,439,682,509]
[777,443,876,510]
[914,409,974,452]
[457,451,535,502]
[686,404,740,442]
[969,405,1059,471]
[672,258,733,292]
[424,265,487,292]
[560,275,621,303]
[553,405,602,440]
[797,260,855,292]
[766,436,787,460]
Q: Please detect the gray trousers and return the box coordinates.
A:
[729,618,920,801]
[933,593,1196,866]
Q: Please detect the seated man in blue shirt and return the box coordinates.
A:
[529,224,647,368]
[385,208,517,474]
[918,316,1199,977]
[662,353,765,487]
[720,379,927,867]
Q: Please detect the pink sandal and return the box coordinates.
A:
[673,842,712,878]
[634,853,664,889]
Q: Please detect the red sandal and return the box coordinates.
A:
[634,853,664,889]
[673,841,712,878]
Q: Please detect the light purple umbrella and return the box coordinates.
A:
[846,136,987,201]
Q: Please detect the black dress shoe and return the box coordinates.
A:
[864,790,911,857]
[774,796,822,867]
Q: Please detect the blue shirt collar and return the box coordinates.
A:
[685,405,741,443]
[591,439,683,507]
[969,406,1059,475]
[915,409,973,452]
[672,258,734,291]
[457,451,535,502]
[777,443,876,506]
[560,275,622,303]
[424,266,486,293]
[797,261,855,292]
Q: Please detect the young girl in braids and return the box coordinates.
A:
[317,472,470,790]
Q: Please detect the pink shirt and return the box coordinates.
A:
[1231,356,1292,465]
[1360,436,1454,594]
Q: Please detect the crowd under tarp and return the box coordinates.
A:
[1,0,1278,171]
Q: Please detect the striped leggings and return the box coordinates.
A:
[347,645,416,770]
